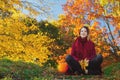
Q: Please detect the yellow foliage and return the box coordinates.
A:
[102,52,109,58]
[79,58,89,73]
[117,51,120,56]
[95,47,102,54]
[0,6,53,66]
[99,0,109,6]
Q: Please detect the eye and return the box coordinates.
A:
[81,30,86,32]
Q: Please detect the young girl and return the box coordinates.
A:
[66,26,103,75]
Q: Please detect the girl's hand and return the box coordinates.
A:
[79,58,89,74]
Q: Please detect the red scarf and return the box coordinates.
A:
[79,36,87,46]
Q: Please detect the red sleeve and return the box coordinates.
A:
[71,39,79,61]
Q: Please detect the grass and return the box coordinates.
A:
[103,62,120,80]
[0,59,50,80]
[0,58,120,80]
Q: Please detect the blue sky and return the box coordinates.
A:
[21,0,66,21]
[36,0,67,21]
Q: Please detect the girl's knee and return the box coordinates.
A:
[66,55,73,62]
[97,54,103,59]
[96,54,103,63]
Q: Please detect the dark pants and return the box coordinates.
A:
[65,54,103,75]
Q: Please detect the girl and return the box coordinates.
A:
[66,26,103,75]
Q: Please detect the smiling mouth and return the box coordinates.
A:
[82,34,86,36]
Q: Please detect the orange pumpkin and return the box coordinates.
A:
[57,62,68,73]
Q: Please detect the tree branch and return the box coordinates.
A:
[105,20,115,43]
[118,30,120,37]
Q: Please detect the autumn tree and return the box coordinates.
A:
[61,0,120,59]
[0,0,55,66]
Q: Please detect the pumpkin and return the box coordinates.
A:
[58,62,68,73]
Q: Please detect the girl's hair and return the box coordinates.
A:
[80,26,89,35]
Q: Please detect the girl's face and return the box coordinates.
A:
[80,28,88,38]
